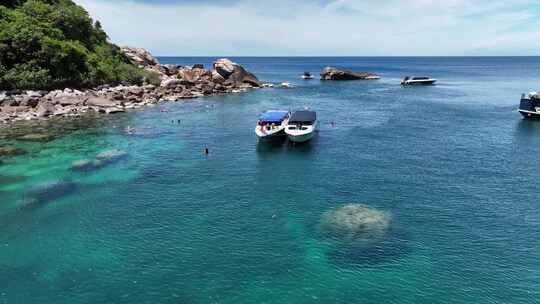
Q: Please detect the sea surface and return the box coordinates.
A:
[2,57,540,303]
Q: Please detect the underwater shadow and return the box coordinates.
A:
[19,180,78,210]
[255,137,288,153]
[515,118,540,136]
[325,228,410,269]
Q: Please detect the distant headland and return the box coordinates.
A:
[0,1,263,124]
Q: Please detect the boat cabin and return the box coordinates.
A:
[288,111,316,130]
[258,111,289,130]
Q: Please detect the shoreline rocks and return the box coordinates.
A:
[320,67,379,80]
[0,146,26,157]
[0,48,266,124]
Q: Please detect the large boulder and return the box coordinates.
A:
[35,102,55,117]
[320,204,391,245]
[86,96,119,107]
[320,67,378,80]
[161,79,183,88]
[214,58,235,78]
[211,70,226,84]
[177,66,208,83]
[121,47,159,66]
[213,59,261,88]
[161,64,178,76]
[53,96,88,106]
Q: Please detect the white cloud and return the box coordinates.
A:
[76,0,540,56]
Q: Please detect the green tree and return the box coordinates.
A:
[0,0,151,90]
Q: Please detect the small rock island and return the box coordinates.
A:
[320,67,379,80]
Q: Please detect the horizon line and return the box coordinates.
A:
[154,55,540,58]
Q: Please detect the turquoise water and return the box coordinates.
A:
[2,57,540,303]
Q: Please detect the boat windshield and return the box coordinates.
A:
[289,111,316,124]
[412,77,430,80]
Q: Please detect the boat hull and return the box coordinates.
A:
[519,98,540,119]
[255,127,286,141]
[402,80,436,85]
[285,123,316,143]
[287,131,315,143]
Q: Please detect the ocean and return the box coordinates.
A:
[1,57,540,303]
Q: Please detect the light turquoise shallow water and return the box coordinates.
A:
[2,57,540,303]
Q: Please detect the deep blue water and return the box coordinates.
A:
[2,57,540,303]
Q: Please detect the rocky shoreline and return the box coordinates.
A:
[0,47,268,124]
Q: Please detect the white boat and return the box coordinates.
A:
[401,76,437,85]
[365,75,381,80]
[281,82,292,88]
[255,110,291,140]
[285,110,317,143]
[301,72,314,80]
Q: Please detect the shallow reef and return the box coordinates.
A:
[320,203,392,245]
[22,179,78,208]
[72,149,128,172]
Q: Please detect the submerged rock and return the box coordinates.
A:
[0,174,26,184]
[0,146,26,157]
[96,149,128,162]
[23,179,77,207]
[17,133,54,142]
[71,159,100,171]
[320,204,391,244]
[320,67,379,80]
[72,149,128,172]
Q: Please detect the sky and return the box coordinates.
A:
[75,0,540,56]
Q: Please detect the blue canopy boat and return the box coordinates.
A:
[255,110,291,140]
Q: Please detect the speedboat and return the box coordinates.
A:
[365,75,381,80]
[518,92,540,118]
[301,72,314,80]
[401,76,437,85]
[285,110,317,143]
[255,110,291,140]
[281,82,292,88]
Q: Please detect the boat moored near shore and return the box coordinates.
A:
[518,92,540,119]
[255,110,291,140]
[285,110,317,143]
[401,76,437,85]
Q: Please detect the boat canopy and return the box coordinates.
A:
[411,77,430,80]
[259,110,289,123]
[289,111,316,123]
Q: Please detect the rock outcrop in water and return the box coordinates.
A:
[320,67,379,80]
[0,48,264,124]
[320,204,391,245]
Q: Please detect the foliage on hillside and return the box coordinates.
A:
[0,0,159,90]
